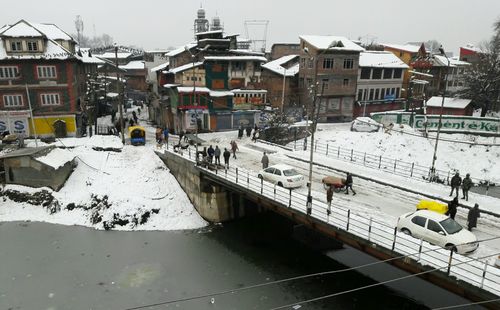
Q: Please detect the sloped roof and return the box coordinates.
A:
[150,61,169,72]
[204,55,267,62]
[261,55,300,76]
[426,97,472,109]
[299,35,364,52]
[382,43,422,53]
[359,51,409,68]
[119,60,146,70]
[166,43,197,57]
[177,86,210,93]
[100,52,132,59]
[0,20,44,37]
[167,61,203,74]
[31,23,74,41]
[433,55,470,67]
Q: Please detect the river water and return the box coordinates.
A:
[0,214,480,310]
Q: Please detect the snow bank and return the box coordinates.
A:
[35,148,75,169]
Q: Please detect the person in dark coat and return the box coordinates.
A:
[230,140,238,159]
[462,173,473,201]
[345,172,356,195]
[450,172,462,198]
[214,146,221,165]
[467,204,480,231]
[132,111,138,124]
[238,126,244,139]
[246,126,252,137]
[261,152,269,169]
[326,185,334,216]
[446,197,458,220]
[207,145,215,163]
[163,128,169,145]
[223,148,231,168]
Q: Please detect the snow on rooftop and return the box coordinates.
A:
[35,148,76,169]
[383,43,422,53]
[261,55,300,76]
[232,89,268,94]
[100,52,132,59]
[177,86,210,93]
[78,48,105,64]
[32,22,74,41]
[150,61,169,72]
[0,20,43,37]
[0,37,73,61]
[433,55,470,67]
[195,29,224,36]
[210,90,234,97]
[461,44,483,53]
[426,97,472,109]
[204,55,267,62]
[166,43,197,57]
[168,61,203,74]
[299,35,364,52]
[359,51,409,69]
[106,92,119,98]
[229,49,265,56]
[119,60,146,70]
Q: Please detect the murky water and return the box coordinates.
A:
[0,214,479,310]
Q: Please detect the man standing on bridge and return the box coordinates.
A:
[261,152,269,169]
[345,172,356,196]
[450,172,462,198]
[326,185,334,216]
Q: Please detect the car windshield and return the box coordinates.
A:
[283,169,299,176]
[440,218,463,234]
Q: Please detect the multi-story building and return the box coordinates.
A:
[298,35,364,122]
[0,20,101,137]
[270,43,300,60]
[355,51,408,117]
[383,43,424,97]
[459,44,483,65]
[260,55,300,111]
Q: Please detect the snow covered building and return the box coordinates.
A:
[0,19,102,138]
[299,35,364,122]
[355,51,409,117]
[260,55,300,111]
[459,44,483,65]
[425,96,473,116]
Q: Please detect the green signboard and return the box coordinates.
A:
[414,115,500,134]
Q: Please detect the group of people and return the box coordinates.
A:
[197,141,239,169]
[155,127,169,146]
[238,125,260,143]
[447,172,480,231]
[325,172,356,216]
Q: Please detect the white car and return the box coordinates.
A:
[397,210,479,254]
[350,117,381,132]
[258,164,305,189]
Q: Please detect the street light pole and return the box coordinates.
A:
[429,46,450,181]
[281,67,286,114]
[115,45,125,144]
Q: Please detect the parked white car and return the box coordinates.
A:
[397,210,479,254]
[258,164,305,189]
[350,117,381,132]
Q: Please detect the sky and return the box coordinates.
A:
[1,0,499,55]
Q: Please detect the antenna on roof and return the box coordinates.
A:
[74,15,84,50]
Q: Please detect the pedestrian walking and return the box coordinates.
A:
[179,130,185,144]
[261,152,269,169]
[252,129,259,143]
[446,197,458,220]
[129,118,135,127]
[207,145,215,163]
[467,203,480,231]
[155,127,163,147]
[246,126,252,137]
[163,127,169,146]
[132,111,138,124]
[223,148,231,168]
[214,146,221,165]
[450,172,462,198]
[326,185,334,216]
[238,126,244,139]
[345,172,356,195]
[462,173,473,201]
[230,140,239,159]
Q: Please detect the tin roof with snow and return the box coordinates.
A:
[119,60,146,70]
[151,61,169,72]
[433,55,470,67]
[261,55,300,76]
[426,97,472,109]
[166,43,197,57]
[299,35,364,52]
[204,55,267,62]
[382,43,422,53]
[359,51,409,69]
[99,52,132,59]
[167,62,204,74]
[177,86,210,93]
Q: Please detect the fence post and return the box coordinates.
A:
[215,167,218,175]
[315,140,318,152]
[447,249,454,275]
[289,188,292,208]
[338,146,340,158]
[346,209,351,231]
[247,171,249,186]
[225,168,227,177]
[236,168,239,184]
[350,149,353,161]
[378,155,382,169]
[394,159,397,172]
[189,148,191,159]
[368,218,372,241]
[261,177,263,194]
[294,138,297,151]
[363,152,366,165]
[274,185,276,200]
[480,263,488,288]
[410,163,414,177]
[392,227,398,251]
[326,144,329,156]
[418,239,423,261]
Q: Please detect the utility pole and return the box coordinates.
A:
[25,84,38,147]
[115,45,125,144]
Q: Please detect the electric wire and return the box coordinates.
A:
[431,298,500,310]
[122,235,500,310]
[269,251,500,310]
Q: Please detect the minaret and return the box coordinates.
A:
[194,5,210,36]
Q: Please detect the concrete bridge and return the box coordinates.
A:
[156,148,500,309]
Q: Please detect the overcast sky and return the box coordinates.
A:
[2,0,499,55]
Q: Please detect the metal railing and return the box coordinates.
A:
[291,139,495,195]
[163,145,500,297]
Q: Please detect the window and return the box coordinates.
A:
[306,78,313,87]
[411,216,427,227]
[393,69,402,79]
[11,41,22,51]
[360,68,371,79]
[357,89,363,101]
[323,58,334,69]
[363,89,368,100]
[27,41,38,51]
[369,89,374,100]
[307,59,314,69]
[343,58,354,69]
[274,169,282,176]
[322,78,329,90]
[301,58,306,68]
[375,89,380,99]
[3,94,23,107]
[0,66,19,79]
[381,88,385,98]
[37,66,57,79]
[396,88,400,98]
[343,79,349,87]
[40,93,61,106]
[391,88,396,95]
[372,68,382,79]
[383,69,393,79]
[427,220,444,234]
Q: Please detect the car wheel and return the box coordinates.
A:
[277,182,283,187]
[258,174,263,179]
[401,228,412,236]
[445,244,457,253]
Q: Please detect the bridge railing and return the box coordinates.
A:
[165,146,500,296]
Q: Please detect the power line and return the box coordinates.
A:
[269,251,500,310]
[431,298,500,310]
[122,236,500,310]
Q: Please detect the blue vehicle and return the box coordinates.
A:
[128,126,146,145]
